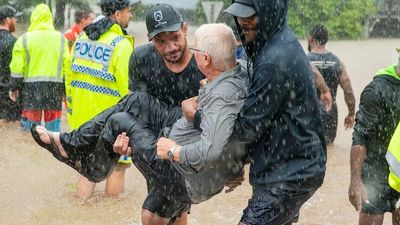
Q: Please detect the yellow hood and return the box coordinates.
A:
[28,4,55,31]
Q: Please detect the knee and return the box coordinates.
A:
[107,112,136,134]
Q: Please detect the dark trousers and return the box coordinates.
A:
[59,92,190,205]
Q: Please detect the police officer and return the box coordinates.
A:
[65,0,138,199]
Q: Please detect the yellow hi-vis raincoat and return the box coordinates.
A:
[387,122,400,192]
[10,4,69,108]
[65,20,134,130]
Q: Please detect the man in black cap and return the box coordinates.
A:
[128,3,203,107]
[183,0,327,224]
[0,5,22,123]
[127,4,204,224]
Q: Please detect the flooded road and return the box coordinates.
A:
[1,36,399,224]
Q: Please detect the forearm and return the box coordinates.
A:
[344,91,356,116]
[350,144,367,182]
[312,65,329,94]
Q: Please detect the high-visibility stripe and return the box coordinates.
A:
[66,96,72,103]
[22,34,30,68]
[57,34,65,78]
[24,76,64,83]
[71,80,120,97]
[386,151,400,177]
[11,73,24,78]
[71,64,116,81]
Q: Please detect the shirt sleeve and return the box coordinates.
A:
[233,63,287,143]
[179,93,243,172]
[128,50,147,92]
[352,83,381,146]
[9,36,26,90]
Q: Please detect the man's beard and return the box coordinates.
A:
[9,22,16,32]
[162,48,185,64]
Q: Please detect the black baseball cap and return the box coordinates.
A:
[146,4,183,41]
[0,5,23,21]
[224,0,256,18]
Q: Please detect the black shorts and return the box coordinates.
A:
[143,185,191,219]
[362,180,400,214]
[240,186,316,225]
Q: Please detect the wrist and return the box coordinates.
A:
[167,144,177,160]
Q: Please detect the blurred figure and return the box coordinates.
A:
[0,5,22,124]
[9,4,68,132]
[64,9,95,50]
[307,24,355,144]
[65,0,138,199]
[349,55,400,225]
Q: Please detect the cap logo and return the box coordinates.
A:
[154,10,163,22]
[153,10,167,28]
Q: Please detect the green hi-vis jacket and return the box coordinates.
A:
[65,19,134,129]
[10,4,69,110]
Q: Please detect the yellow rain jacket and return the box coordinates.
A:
[65,17,134,129]
[10,4,69,110]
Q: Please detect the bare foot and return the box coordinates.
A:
[35,126,69,158]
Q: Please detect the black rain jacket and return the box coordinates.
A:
[232,0,327,191]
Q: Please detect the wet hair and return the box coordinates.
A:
[310,24,329,45]
[74,9,93,24]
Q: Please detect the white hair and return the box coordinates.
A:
[195,23,237,71]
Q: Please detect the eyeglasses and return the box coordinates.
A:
[189,47,207,54]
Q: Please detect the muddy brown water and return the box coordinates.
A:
[1,23,399,224]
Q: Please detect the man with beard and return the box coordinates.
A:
[0,5,22,123]
[126,4,204,224]
[128,4,203,107]
[183,0,327,224]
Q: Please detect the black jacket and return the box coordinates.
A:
[353,67,400,183]
[0,29,16,89]
[232,0,327,191]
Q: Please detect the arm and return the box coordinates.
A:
[128,50,147,92]
[233,64,286,143]
[113,40,132,98]
[348,85,380,210]
[339,61,356,129]
[311,64,332,112]
[9,37,25,91]
[348,144,368,211]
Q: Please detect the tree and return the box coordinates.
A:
[288,0,376,39]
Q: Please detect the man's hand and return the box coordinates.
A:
[113,132,132,156]
[348,179,369,211]
[224,170,245,193]
[344,114,355,129]
[156,137,177,160]
[320,90,332,112]
[9,90,19,102]
[181,96,198,122]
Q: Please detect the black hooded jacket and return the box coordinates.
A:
[232,0,327,191]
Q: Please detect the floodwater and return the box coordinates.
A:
[1,24,400,224]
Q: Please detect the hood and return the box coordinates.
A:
[375,64,400,81]
[28,4,54,32]
[83,17,127,41]
[232,0,289,60]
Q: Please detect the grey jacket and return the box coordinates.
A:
[168,65,249,203]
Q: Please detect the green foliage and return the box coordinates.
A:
[288,0,377,39]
